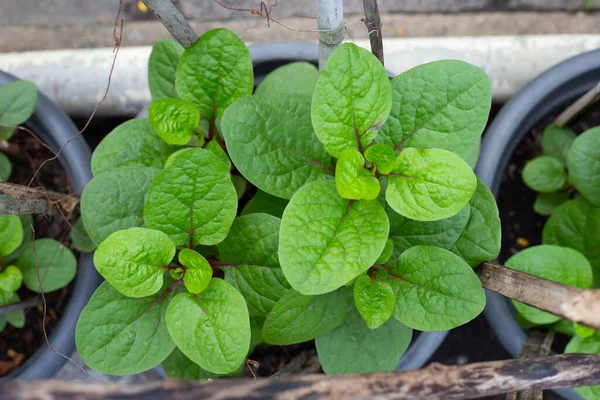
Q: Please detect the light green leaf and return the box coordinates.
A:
[93,228,175,298]
[311,43,392,157]
[522,156,566,193]
[315,306,412,375]
[390,245,485,330]
[166,278,250,374]
[19,239,76,293]
[506,245,593,324]
[0,80,38,140]
[365,144,395,174]
[144,148,237,247]
[0,265,22,292]
[542,124,576,165]
[375,239,394,264]
[279,180,389,295]
[565,335,600,400]
[222,94,334,199]
[0,215,23,256]
[464,139,480,169]
[205,139,230,168]
[162,347,221,380]
[533,192,570,216]
[219,213,289,317]
[91,119,177,176]
[70,216,96,253]
[241,190,288,218]
[148,98,200,145]
[255,62,318,96]
[335,149,380,200]
[179,248,212,294]
[376,60,491,160]
[0,152,11,181]
[6,293,24,328]
[148,39,184,101]
[574,322,596,338]
[568,127,600,205]
[353,275,395,329]
[386,148,477,221]
[262,288,348,345]
[176,28,253,125]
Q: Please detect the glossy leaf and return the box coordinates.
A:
[335,149,380,200]
[567,127,600,205]
[255,62,318,96]
[148,39,184,101]
[365,144,395,174]
[70,216,96,253]
[0,266,22,293]
[542,124,576,165]
[241,190,288,218]
[19,239,76,293]
[522,156,566,193]
[0,80,37,139]
[0,215,23,256]
[179,249,212,294]
[354,275,395,329]
[205,139,230,168]
[149,98,200,145]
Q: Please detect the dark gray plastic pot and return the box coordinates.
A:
[477,49,600,400]
[0,71,102,379]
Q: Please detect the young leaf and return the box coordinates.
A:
[0,152,11,181]
[176,28,253,126]
[542,124,576,165]
[376,60,491,160]
[0,80,38,140]
[315,306,412,375]
[565,335,600,399]
[221,94,334,199]
[70,216,96,253]
[144,148,237,247]
[6,293,24,328]
[219,214,289,317]
[506,245,593,324]
[0,215,23,256]
[262,288,348,345]
[279,180,389,295]
[91,119,178,176]
[574,322,596,338]
[241,190,288,218]
[353,275,395,329]
[567,127,600,206]
[533,192,570,216]
[522,156,566,193]
[76,280,177,375]
[0,266,22,293]
[148,39,185,101]
[386,148,477,221]
[390,245,485,330]
[166,278,251,374]
[94,228,175,298]
[335,149,380,200]
[82,166,159,244]
[148,98,200,145]
[255,62,318,96]
[311,43,392,157]
[375,239,394,264]
[364,144,395,175]
[18,239,76,293]
[179,249,212,294]
[162,347,221,380]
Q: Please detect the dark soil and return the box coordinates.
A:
[0,128,79,376]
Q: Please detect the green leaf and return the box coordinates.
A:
[335,149,380,200]
[255,62,318,96]
[179,249,212,294]
[219,214,289,317]
[0,266,22,292]
[250,318,264,352]
[166,278,250,374]
[176,28,253,125]
[18,239,76,293]
[205,139,230,168]
[353,275,395,329]
[365,144,395,174]
[162,347,221,380]
[0,215,23,256]
[386,148,477,221]
[231,175,247,200]
[565,335,600,400]
[93,228,175,298]
[0,316,5,332]
[376,60,491,160]
[279,180,389,295]
[311,43,392,157]
[0,80,37,140]
[464,139,481,169]
[76,280,177,375]
[375,239,394,264]
[6,293,24,328]
[568,127,600,205]
[262,288,348,345]
[144,148,237,247]
[542,124,576,165]
[91,119,178,176]
[506,245,593,324]
[533,192,570,216]
[542,198,600,284]
[70,216,96,253]
[574,322,596,338]
[148,98,200,145]
[81,166,159,244]
[148,39,184,101]
[315,306,412,375]
[390,245,485,330]
[0,152,11,181]
[522,156,566,193]
[221,94,334,199]
[241,190,288,218]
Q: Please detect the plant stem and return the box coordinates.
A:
[362,0,384,65]
[0,296,42,315]
[142,0,198,48]
[315,0,346,71]
[554,81,600,126]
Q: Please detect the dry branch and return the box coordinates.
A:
[0,199,59,216]
[142,0,198,48]
[554,81,600,126]
[362,0,384,65]
[0,296,42,315]
[0,181,78,213]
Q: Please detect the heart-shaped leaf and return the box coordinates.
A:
[335,149,380,200]
[149,98,200,145]
[522,156,566,193]
[353,275,395,329]
[542,124,576,166]
[0,80,38,140]
[19,239,76,293]
[365,144,395,174]
[0,266,22,293]
[179,249,212,294]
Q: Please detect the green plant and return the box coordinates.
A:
[76,28,501,378]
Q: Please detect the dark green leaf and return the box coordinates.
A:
[0,80,37,140]
[18,239,76,293]
[241,190,288,218]
[567,127,600,205]
[542,124,576,165]
[255,62,318,96]
[70,216,96,253]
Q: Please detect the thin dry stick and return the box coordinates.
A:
[0,296,42,315]
[143,0,198,48]
[3,354,600,400]
[362,0,384,65]
[0,182,78,213]
[554,81,600,126]
[0,199,59,216]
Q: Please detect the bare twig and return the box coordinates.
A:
[0,182,78,213]
[0,296,42,315]
[554,81,600,126]
[362,0,384,65]
[143,0,198,48]
[0,199,59,216]
[315,0,346,70]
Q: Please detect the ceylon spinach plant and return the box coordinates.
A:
[76,28,501,378]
